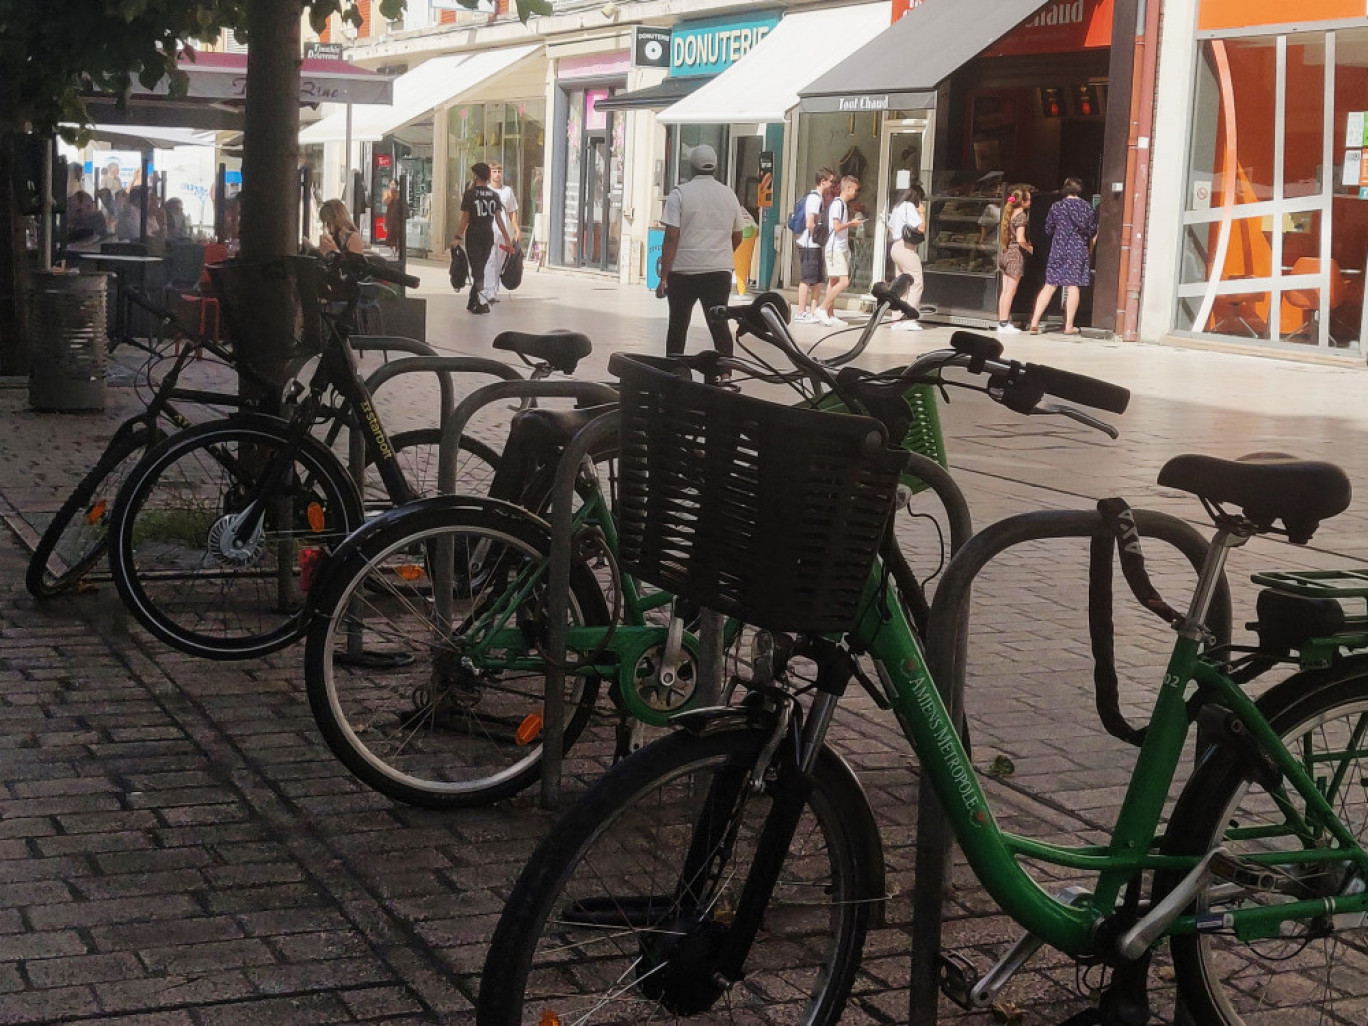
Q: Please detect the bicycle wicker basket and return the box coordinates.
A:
[208,256,327,361]
[613,354,906,634]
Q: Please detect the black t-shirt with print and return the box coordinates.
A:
[461,185,502,239]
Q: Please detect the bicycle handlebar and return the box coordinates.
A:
[871,275,919,322]
[340,251,421,289]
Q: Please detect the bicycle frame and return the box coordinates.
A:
[850,523,1368,958]
[456,478,723,727]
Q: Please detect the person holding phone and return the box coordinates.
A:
[816,175,863,327]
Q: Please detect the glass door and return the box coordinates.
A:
[874,117,932,283]
[580,133,609,269]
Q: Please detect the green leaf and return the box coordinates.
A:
[516,0,551,18]
[984,755,1016,778]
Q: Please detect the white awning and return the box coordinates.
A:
[62,124,218,151]
[300,45,538,145]
[657,3,891,125]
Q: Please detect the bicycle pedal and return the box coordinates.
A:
[936,950,980,1010]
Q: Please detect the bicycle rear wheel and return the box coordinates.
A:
[360,428,501,508]
[108,416,363,659]
[1162,659,1368,1025]
[26,424,161,598]
[477,726,878,1025]
[304,501,608,808]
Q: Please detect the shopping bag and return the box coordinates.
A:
[500,245,524,291]
[448,244,469,292]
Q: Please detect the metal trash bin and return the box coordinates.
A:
[28,271,108,412]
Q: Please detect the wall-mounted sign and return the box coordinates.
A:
[1199,0,1364,33]
[892,0,929,22]
[669,10,782,79]
[633,26,672,68]
[304,42,345,61]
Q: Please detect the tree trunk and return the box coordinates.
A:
[236,0,303,409]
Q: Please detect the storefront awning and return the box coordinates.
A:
[62,124,219,151]
[300,45,538,145]
[798,0,1054,112]
[657,3,891,125]
[595,77,707,112]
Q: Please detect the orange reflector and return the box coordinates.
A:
[394,563,426,582]
[306,502,326,532]
[538,1012,561,1026]
[85,499,107,525]
[516,713,544,746]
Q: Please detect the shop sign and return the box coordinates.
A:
[305,42,345,61]
[837,94,893,112]
[892,0,928,22]
[982,0,1114,57]
[633,27,672,69]
[669,11,782,79]
[1199,0,1365,32]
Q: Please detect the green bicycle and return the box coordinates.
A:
[300,284,1123,811]
[477,351,1365,1026]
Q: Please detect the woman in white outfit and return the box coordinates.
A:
[885,181,926,330]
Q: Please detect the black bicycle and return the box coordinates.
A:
[101,252,519,660]
[25,291,252,599]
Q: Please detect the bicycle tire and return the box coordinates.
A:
[108,415,364,660]
[304,500,609,808]
[477,725,878,1025]
[360,428,501,508]
[26,424,162,598]
[1160,657,1368,1025]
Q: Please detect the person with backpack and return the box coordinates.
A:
[453,162,511,315]
[791,168,835,324]
[815,175,865,327]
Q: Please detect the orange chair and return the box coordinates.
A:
[1283,257,1356,344]
[181,242,229,346]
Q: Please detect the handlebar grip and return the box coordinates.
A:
[871,276,918,321]
[1023,363,1130,414]
[364,256,421,289]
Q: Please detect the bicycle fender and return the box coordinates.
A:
[305,495,552,612]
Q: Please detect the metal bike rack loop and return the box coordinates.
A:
[542,409,621,808]
[908,507,1232,1025]
[348,355,519,494]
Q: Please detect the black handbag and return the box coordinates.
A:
[901,224,926,246]
[500,246,524,291]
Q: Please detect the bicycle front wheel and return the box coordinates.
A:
[477,726,878,1026]
[303,501,608,808]
[27,423,161,598]
[108,417,363,660]
[1163,659,1368,1025]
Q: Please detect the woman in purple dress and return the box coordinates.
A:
[1028,177,1098,335]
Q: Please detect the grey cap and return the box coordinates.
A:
[689,144,718,174]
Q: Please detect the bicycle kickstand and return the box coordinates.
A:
[1056,952,1152,1026]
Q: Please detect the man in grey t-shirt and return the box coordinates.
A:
[657,144,747,358]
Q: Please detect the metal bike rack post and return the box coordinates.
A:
[542,410,621,808]
[907,508,1232,1025]
[351,355,521,494]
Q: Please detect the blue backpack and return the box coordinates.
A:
[788,190,821,233]
[788,190,829,244]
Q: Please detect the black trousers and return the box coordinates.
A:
[466,230,494,308]
[665,270,734,357]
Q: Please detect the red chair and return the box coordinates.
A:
[180,242,229,347]
[1283,257,1357,344]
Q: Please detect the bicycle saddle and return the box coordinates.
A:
[492,330,593,374]
[1157,452,1351,543]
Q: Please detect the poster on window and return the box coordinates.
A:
[1344,149,1363,188]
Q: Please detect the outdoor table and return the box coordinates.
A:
[72,252,165,347]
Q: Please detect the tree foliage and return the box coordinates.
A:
[0,0,549,139]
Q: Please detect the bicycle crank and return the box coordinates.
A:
[616,627,703,727]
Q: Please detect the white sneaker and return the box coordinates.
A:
[795,311,815,324]
[996,322,1022,334]
[894,320,923,331]
[821,311,843,327]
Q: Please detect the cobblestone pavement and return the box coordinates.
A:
[1,262,1366,1023]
